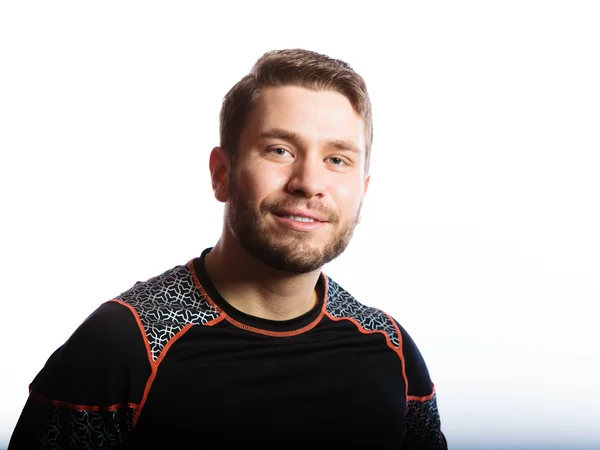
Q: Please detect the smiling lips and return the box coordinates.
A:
[273,207,330,222]
[272,208,330,231]
[281,214,318,223]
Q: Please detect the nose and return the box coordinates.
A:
[286,156,325,199]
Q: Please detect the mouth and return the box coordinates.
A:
[272,208,330,223]
[276,214,322,223]
[271,210,330,232]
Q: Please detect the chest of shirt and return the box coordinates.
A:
[133,318,407,443]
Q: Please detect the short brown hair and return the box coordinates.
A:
[219,48,373,173]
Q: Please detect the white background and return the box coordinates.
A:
[1,1,599,449]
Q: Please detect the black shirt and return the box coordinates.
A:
[9,248,446,448]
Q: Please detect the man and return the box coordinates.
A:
[9,49,447,448]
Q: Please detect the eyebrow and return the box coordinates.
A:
[259,128,363,154]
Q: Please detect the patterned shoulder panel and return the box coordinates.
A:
[325,277,400,349]
[116,264,220,362]
[8,398,136,450]
[44,406,134,450]
[404,392,445,450]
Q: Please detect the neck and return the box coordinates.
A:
[204,236,322,321]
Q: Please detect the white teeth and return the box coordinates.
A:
[284,215,316,223]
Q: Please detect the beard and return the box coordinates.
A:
[226,176,361,274]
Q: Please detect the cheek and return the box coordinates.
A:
[236,164,285,200]
[330,182,365,214]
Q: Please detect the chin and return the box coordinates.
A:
[247,236,349,273]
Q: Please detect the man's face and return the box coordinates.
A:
[223,85,370,273]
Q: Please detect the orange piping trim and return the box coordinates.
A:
[188,259,328,337]
[111,266,229,428]
[29,391,138,412]
[406,390,435,402]
[385,312,409,405]
[132,323,195,427]
[108,299,154,367]
[323,309,409,407]
[223,312,325,337]
[407,383,436,402]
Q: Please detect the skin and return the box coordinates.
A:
[205,85,370,320]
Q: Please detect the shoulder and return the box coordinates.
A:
[116,263,195,306]
[324,275,401,349]
[116,262,219,325]
[393,318,436,396]
[29,300,150,404]
[325,275,435,395]
[112,261,221,363]
[59,300,148,360]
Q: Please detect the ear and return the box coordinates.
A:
[363,174,371,196]
[209,146,230,203]
[356,174,371,224]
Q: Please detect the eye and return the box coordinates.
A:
[327,156,348,166]
[269,147,292,157]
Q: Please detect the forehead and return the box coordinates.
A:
[242,86,366,151]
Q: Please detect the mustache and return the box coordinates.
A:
[261,199,339,223]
